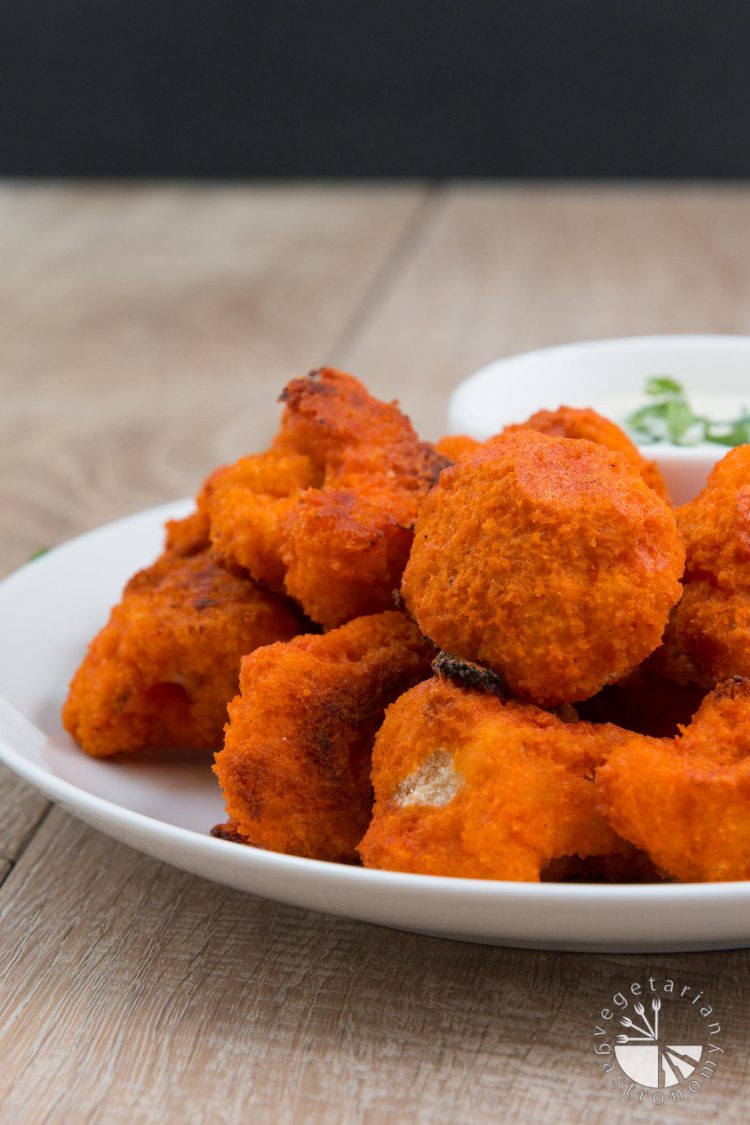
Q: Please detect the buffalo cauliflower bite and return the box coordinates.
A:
[214,611,434,863]
[666,446,750,684]
[208,369,450,626]
[505,405,670,500]
[401,430,685,708]
[63,549,303,757]
[596,677,750,881]
[358,675,636,881]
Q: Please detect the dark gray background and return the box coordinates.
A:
[2,0,748,177]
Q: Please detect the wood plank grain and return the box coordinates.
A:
[0,809,746,1124]
[0,770,48,863]
[0,183,426,577]
[337,185,750,441]
[0,184,425,915]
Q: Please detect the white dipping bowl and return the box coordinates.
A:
[449,335,750,505]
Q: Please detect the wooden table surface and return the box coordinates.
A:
[1,184,749,1123]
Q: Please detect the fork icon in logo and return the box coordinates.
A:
[615,996,702,1090]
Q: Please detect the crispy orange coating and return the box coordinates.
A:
[401,431,685,707]
[208,369,449,626]
[164,510,210,557]
[666,446,750,684]
[63,549,302,757]
[164,466,228,558]
[505,405,670,500]
[597,677,750,881]
[358,676,633,881]
[215,611,434,863]
[435,434,481,461]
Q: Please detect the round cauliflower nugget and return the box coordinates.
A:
[401,431,684,707]
[597,677,750,881]
[358,675,634,881]
[667,446,750,684]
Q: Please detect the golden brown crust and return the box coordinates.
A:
[434,434,481,461]
[401,431,685,707]
[210,821,257,845]
[164,510,211,558]
[596,677,750,881]
[358,677,633,881]
[505,405,670,501]
[667,447,750,684]
[208,369,450,626]
[214,611,435,862]
[164,466,229,558]
[62,550,302,757]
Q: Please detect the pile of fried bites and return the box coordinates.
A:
[63,369,750,883]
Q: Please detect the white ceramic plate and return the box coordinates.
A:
[1,500,749,953]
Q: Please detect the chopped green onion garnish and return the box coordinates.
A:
[626,378,750,448]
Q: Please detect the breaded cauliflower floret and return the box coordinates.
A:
[667,446,750,684]
[214,611,434,863]
[597,677,750,881]
[401,431,684,707]
[358,674,636,881]
[208,369,449,626]
[62,550,302,757]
